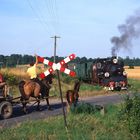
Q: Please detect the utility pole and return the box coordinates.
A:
[51,36,60,63]
[51,36,68,128]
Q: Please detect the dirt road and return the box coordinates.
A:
[0,93,125,128]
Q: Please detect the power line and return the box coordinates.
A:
[26,0,52,34]
[44,0,55,34]
[53,0,60,34]
[49,0,57,33]
[44,0,59,35]
[26,0,60,38]
[35,0,55,34]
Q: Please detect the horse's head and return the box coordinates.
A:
[42,74,53,84]
[74,80,80,92]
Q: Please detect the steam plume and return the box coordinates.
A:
[111,9,140,56]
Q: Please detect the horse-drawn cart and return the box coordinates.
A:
[0,84,54,119]
[0,99,13,119]
[0,88,13,119]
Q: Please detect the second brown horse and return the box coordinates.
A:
[66,80,81,107]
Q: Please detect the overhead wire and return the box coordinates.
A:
[49,0,57,34]
[44,0,59,35]
[26,0,60,41]
[34,0,55,34]
[53,0,60,35]
[44,0,55,34]
[26,0,53,34]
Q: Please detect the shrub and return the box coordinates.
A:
[3,73,19,86]
[70,102,97,114]
[129,65,134,69]
[119,93,140,138]
[61,73,77,84]
[80,84,102,91]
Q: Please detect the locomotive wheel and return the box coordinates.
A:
[0,101,13,119]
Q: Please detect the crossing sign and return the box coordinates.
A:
[37,54,76,79]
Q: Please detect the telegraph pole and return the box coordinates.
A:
[51,36,68,128]
[51,36,60,63]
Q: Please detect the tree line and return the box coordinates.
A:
[0,54,139,67]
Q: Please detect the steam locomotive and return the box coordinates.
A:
[75,57,127,90]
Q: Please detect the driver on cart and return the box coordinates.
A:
[0,73,8,97]
[27,54,51,96]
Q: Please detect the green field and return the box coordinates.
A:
[0,103,139,140]
[1,68,140,140]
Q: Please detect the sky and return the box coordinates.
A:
[0,0,140,58]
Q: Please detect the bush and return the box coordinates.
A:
[3,73,19,86]
[80,84,102,91]
[70,102,97,114]
[129,65,134,69]
[119,94,140,138]
[61,73,77,84]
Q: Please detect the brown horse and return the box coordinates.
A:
[19,74,53,113]
[66,80,80,107]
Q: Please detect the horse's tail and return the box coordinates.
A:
[19,80,26,99]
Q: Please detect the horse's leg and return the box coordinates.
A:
[74,92,79,107]
[23,102,27,114]
[45,90,52,110]
[36,97,41,111]
[20,97,28,114]
[46,98,52,110]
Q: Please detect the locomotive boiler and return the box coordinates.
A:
[75,57,127,90]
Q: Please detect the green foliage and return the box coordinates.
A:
[119,94,140,138]
[128,79,140,92]
[1,54,140,68]
[0,54,35,67]
[129,65,134,69]
[61,73,77,84]
[70,103,97,114]
[80,83,103,91]
[0,104,135,140]
[3,73,19,86]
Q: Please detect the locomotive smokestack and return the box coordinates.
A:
[111,9,140,56]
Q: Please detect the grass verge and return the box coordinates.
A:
[0,105,136,140]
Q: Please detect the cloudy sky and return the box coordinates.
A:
[0,0,140,58]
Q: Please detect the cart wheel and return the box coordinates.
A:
[0,101,13,119]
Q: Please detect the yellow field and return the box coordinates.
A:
[1,65,140,98]
[125,66,140,79]
[0,64,46,80]
[1,65,140,80]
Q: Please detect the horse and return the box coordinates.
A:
[19,74,53,113]
[66,80,80,108]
